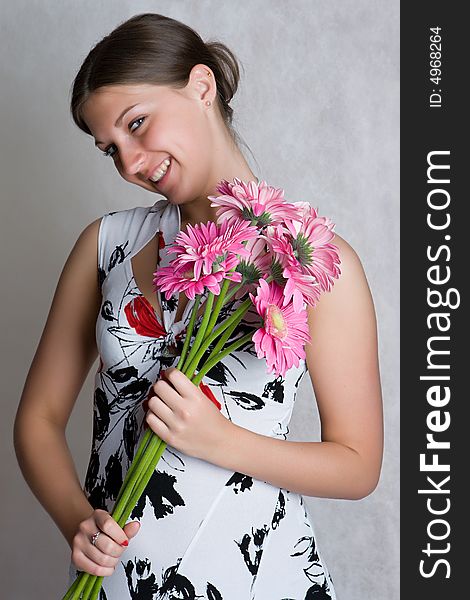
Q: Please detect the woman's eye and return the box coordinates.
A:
[129,116,145,132]
[101,117,146,158]
[102,145,116,158]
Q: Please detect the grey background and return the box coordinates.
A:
[0,1,399,598]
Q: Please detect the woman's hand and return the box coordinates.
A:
[145,367,231,461]
[71,509,140,577]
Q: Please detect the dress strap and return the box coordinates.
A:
[97,199,169,285]
[152,199,209,335]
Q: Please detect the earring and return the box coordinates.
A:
[206,71,212,105]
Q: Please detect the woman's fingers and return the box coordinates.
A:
[153,374,183,407]
[71,548,116,578]
[86,532,122,560]
[70,509,139,577]
[123,520,141,540]
[145,408,172,440]
[83,543,117,569]
[94,509,129,546]
[147,394,177,428]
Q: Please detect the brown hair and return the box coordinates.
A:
[70,12,252,155]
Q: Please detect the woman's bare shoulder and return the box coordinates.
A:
[330,231,361,266]
[308,231,372,315]
[79,215,103,246]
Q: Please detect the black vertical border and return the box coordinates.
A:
[401,4,466,598]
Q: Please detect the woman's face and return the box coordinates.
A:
[81,67,221,206]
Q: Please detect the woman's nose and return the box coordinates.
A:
[119,148,146,177]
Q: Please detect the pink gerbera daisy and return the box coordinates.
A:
[208,177,300,228]
[153,217,258,301]
[154,263,225,301]
[263,202,341,309]
[249,278,311,378]
[285,202,341,291]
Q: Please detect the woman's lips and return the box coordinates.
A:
[153,158,172,190]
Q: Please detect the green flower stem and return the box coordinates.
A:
[224,271,274,308]
[206,313,244,360]
[63,574,81,598]
[116,437,167,528]
[113,428,154,509]
[61,573,83,599]
[178,279,229,373]
[72,573,91,599]
[215,267,272,309]
[80,572,98,598]
[179,275,233,374]
[190,271,271,377]
[110,444,155,524]
[179,279,230,374]
[178,294,202,367]
[186,310,245,382]
[219,280,243,305]
[181,292,215,373]
[65,571,90,599]
[183,298,252,378]
[89,576,104,600]
[203,278,231,334]
[112,434,162,524]
[192,331,255,386]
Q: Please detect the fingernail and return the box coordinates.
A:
[121,540,129,547]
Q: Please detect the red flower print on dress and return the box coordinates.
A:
[157,230,165,264]
[124,296,166,338]
[199,381,221,411]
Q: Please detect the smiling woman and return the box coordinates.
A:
[13,10,384,600]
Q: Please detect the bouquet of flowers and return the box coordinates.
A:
[62,178,341,599]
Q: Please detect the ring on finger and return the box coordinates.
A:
[90,531,101,546]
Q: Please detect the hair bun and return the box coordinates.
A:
[205,40,241,112]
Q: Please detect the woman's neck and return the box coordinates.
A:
[179,164,259,227]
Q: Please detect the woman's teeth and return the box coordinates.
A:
[149,158,171,182]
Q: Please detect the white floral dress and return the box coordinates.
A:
[65,198,337,599]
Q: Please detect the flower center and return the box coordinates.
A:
[293,233,313,267]
[266,304,288,339]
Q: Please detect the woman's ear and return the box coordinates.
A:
[187,64,215,105]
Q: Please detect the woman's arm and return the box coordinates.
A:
[14,217,103,546]
[204,234,384,500]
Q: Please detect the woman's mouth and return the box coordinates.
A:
[149,157,172,189]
